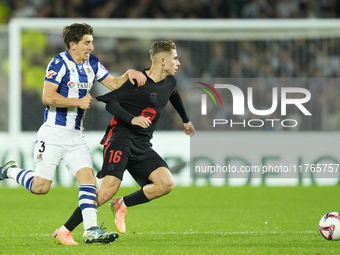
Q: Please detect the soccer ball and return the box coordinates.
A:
[319,212,340,240]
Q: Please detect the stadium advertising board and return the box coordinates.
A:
[1,131,340,187]
[190,78,340,185]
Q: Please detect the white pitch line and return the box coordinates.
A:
[0,230,316,238]
[134,230,316,235]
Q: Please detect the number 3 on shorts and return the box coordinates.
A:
[109,150,122,163]
[39,141,46,153]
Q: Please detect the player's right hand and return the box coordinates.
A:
[131,116,151,128]
[127,69,147,87]
[78,95,93,109]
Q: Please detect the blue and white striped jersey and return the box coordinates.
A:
[43,50,109,131]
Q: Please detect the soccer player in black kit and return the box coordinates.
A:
[54,40,195,239]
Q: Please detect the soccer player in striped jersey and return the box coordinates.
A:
[0,23,146,245]
[53,40,195,236]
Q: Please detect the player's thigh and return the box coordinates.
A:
[97,142,129,180]
[33,125,65,181]
[63,132,94,180]
[128,149,170,187]
[148,167,174,187]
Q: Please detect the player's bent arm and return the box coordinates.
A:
[42,81,93,109]
[105,100,135,123]
[100,69,147,91]
[105,100,151,128]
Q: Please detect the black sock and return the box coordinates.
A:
[123,188,150,207]
[64,207,83,231]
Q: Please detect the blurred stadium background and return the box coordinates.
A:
[1,0,340,188]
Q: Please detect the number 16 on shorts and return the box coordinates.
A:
[109,150,122,163]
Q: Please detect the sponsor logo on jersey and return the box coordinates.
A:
[141,107,156,121]
[71,68,75,73]
[47,70,57,79]
[67,81,91,89]
[77,82,91,89]
[67,81,76,88]
[55,59,60,64]
[149,93,157,103]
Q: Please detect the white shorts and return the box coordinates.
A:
[33,124,93,181]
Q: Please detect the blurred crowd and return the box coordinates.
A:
[1,0,340,132]
[14,34,340,132]
[1,0,340,21]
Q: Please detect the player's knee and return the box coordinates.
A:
[75,168,96,186]
[160,179,174,195]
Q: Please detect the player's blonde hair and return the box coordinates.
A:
[149,40,176,61]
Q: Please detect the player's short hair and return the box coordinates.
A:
[62,23,94,49]
[149,40,176,60]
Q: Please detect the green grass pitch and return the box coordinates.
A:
[0,185,339,255]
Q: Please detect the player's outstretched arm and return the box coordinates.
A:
[101,69,147,91]
[42,81,93,109]
[184,121,196,137]
[169,90,195,136]
[169,89,191,123]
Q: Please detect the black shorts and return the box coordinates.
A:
[97,142,169,187]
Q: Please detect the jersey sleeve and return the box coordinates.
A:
[105,100,135,123]
[44,55,65,85]
[96,82,130,102]
[89,55,110,82]
[96,82,135,123]
[169,89,190,123]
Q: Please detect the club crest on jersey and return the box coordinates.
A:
[47,70,57,79]
[86,68,94,76]
[149,93,157,103]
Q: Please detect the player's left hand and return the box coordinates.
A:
[127,69,147,87]
[132,116,151,128]
[184,122,195,137]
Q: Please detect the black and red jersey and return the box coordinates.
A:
[96,70,189,150]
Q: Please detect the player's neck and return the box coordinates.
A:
[67,50,83,64]
[146,65,166,83]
